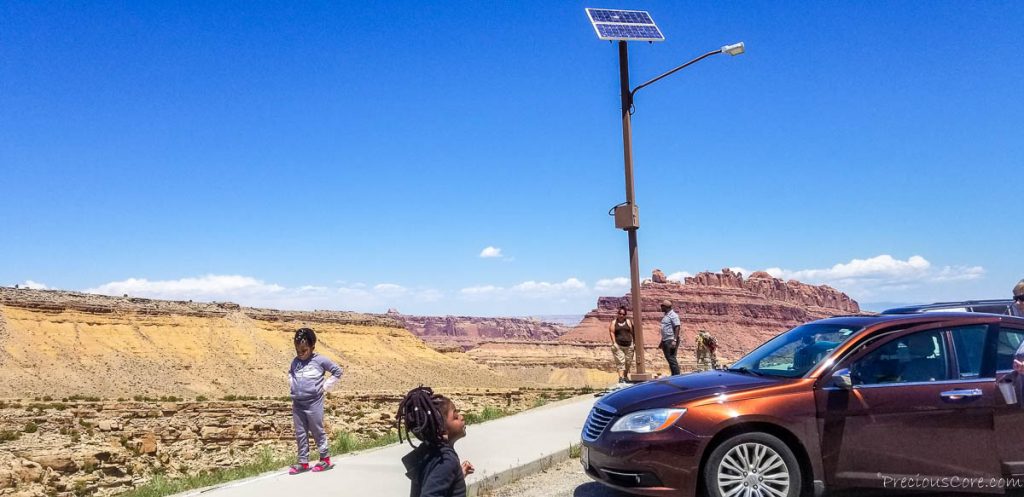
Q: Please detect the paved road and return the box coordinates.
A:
[485,458,1022,497]
[175,395,597,497]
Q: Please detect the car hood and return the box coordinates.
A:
[599,371,786,414]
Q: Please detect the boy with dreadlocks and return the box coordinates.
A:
[288,327,343,475]
[398,386,475,497]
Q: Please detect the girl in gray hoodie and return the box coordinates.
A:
[288,327,343,474]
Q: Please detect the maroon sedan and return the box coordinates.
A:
[581,313,1024,496]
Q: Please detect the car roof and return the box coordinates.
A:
[881,299,1013,314]
[814,312,1024,329]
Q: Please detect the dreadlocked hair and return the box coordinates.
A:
[294,327,317,347]
[396,386,454,447]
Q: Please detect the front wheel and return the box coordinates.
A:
[703,432,802,497]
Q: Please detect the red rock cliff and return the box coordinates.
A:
[389,310,569,349]
[561,269,861,360]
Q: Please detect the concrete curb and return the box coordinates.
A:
[467,444,578,497]
[465,393,596,496]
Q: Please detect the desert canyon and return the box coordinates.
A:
[0,269,860,496]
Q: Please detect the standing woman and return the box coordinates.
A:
[609,306,635,383]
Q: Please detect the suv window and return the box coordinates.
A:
[996,327,1024,371]
[950,325,988,378]
[852,330,950,385]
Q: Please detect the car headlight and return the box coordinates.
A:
[609,408,686,433]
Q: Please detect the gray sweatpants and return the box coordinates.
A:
[292,396,329,463]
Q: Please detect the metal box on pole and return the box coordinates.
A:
[614,204,639,230]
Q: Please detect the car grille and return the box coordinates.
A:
[582,404,616,442]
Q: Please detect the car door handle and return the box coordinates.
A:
[941,388,983,400]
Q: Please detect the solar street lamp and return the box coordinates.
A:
[585,8,744,382]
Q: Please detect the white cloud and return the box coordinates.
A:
[728,267,752,278]
[666,271,692,282]
[459,277,590,303]
[511,278,587,298]
[595,277,630,293]
[931,265,986,282]
[373,283,408,296]
[85,275,284,299]
[744,254,986,301]
[20,280,51,290]
[479,246,503,259]
[777,255,931,283]
[82,274,442,314]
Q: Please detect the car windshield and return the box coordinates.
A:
[728,323,864,378]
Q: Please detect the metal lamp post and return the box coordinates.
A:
[620,41,744,382]
[586,8,744,381]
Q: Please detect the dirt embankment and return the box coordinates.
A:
[0,288,522,399]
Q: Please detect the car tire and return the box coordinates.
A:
[703,432,802,497]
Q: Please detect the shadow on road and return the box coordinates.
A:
[572,482,633,496]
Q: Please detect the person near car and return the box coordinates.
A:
[1013,279,1024,317]
[659,299,681,375]
[608,305,635,383]
[694,330,718,371]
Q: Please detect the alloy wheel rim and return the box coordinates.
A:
[716,442,790,497]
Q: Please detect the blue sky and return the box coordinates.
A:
[2,1,1021,316]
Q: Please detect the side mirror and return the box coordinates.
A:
[832,368,853,390]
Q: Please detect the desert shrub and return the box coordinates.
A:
[330,430,399,455]
[569,443,582,459]
[23,422,38,433]
[120,446,288,497]
[463,406,510,425]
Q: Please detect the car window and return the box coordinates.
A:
[852,330,950,385]
[996,328,1024,371]
[950,325,988,378]
[730,323,861,378]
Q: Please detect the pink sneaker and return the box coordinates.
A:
[289,463,310,475]
[311,458,334,472]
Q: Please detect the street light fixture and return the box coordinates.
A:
[586,8,744,381]
[722,42,746,56]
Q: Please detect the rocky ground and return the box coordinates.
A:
[0,388,587,496]
[481,459,625,497]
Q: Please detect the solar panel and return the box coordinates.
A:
[585,8,664,42]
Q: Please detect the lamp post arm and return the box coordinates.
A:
[630,49,723,100]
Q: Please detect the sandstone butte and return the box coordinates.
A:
[564,268,862,360]
[392,269,862,383]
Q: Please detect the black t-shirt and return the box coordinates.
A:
[613,319,633,346]
[402,443,466,497]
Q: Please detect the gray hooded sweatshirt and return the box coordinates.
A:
[289,353,343,402]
